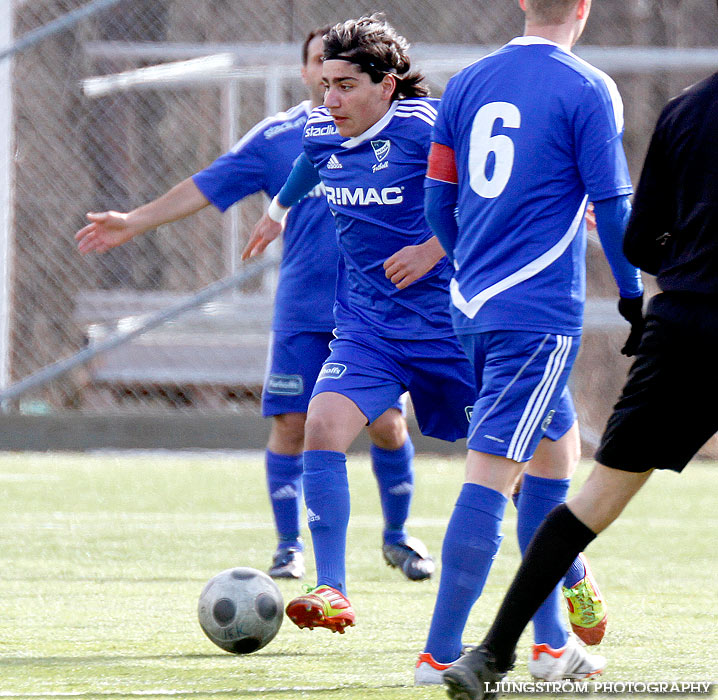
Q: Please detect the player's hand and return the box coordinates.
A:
[242,212,284,260]
[383,237,445,290]
[618,295,644,357]
[585,202,596,232]
[75,211,140,254]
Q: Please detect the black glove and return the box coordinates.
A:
[617,295,644,357]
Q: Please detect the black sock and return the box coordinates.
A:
[482,504,596,669]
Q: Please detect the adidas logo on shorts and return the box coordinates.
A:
[327,154,343,169]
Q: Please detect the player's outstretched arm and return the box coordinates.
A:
[75,177,210,255]
[383,236,446,290]
[242,151,321,260]
[242,211,285,260]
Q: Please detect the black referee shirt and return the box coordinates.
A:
[623,71,718,294]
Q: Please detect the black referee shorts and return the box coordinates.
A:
[596,292,718,473]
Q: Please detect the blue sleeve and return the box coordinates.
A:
[431,80,456,150]
[593,195,644,298]
[192,135,267,212]
[276,152,322,208]
[424,181,459,261]
[575,81,633,202]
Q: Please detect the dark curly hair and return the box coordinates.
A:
[323,14,429,100]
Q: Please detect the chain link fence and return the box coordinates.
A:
[4,0,718,450]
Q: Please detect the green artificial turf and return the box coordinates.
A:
[0,451,715,699]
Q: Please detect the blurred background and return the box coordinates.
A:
[2,0,717,454]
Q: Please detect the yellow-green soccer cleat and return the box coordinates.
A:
[562,553,607,646]
[285,584,356,633]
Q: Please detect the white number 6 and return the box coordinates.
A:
[469,101,521,199]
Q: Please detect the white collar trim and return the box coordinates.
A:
[340,101,399,149]
[507,35,570,52]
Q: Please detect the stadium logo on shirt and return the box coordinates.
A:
[264,116,306,140]
[318,363,347,380]
[305,124,338,137]
[327,154,343,170]
[325,186,403,206]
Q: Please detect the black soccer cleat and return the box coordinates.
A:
[382,536,435,581]
[442,646,514,700]
[268,546,305,579]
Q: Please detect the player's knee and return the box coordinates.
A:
[268,413,306,454]
[304,409,344,451]
[367,409,407,450]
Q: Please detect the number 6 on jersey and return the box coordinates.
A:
[469,101,521,199]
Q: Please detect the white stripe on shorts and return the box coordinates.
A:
[467,334,550,446]
[507,334,573,462]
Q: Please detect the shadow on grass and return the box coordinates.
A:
[0,650,371,666]
[0,683,411,698]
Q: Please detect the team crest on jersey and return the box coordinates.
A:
[371,139,391,161]
[371,140,390,173]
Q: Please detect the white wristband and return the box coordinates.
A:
[267,196,289,223]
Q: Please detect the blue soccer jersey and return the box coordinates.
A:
[192,101,338,333]
[429,37,634,336]
[302,98,455,340]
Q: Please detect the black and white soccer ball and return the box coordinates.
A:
[198,567,284,654]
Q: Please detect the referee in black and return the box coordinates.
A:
[442,47,718,700]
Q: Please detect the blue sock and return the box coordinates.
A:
[265,450,303,550]
[425,483,507,664]
[302,450,350,595]
[513,487,585,589]
[564,554,586,588]
[371,437,415,545]
[516,474,570,648]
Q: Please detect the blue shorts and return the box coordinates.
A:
[311,332,476,442]
[261,331,335,417]
[459,331,580,462]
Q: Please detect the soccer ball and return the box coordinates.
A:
[198,567,284,654]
